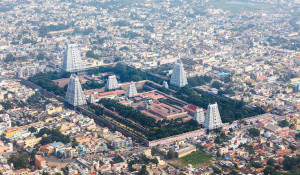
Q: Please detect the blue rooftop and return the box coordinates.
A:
[51,142,64,147]
[218,73,228,76]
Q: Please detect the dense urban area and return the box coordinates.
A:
[0,0,299,174]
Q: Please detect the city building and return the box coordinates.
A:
[62,44,85,74]
[34,155,47,170]
[65,75,87,107]
[106,75,119,90]
[203,103,223,130]
[0,114,11,134]
[113,137,133,149]
[170,62,188,87]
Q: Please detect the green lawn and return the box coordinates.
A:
[180,151,212,166]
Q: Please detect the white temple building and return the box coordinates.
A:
[162,81,169,89]
[62,44,85,73]
[193,108,205,124]
[170,62,188,87]
[203,103,223,130]
[126,84,138,98]
[88,94,95,104]
[106,75,119,90]
[65,75,87,107]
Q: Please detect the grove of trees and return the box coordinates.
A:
[91,98,199,141]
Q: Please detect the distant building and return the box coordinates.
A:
[0,114,11,134]
[193,108,205,124]
[65,75,87,107]
[170,62,188,87]
[175,144,196,158]
[62,44,85,74]
[106,75,119,90]
[34,155,46,169]
[113,137,132,149]
[203,103,223,130]
[126,84,138,98]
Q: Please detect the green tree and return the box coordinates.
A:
[42,171,50,175]
[267,158,275,166]
[72,138,79,148]
[40,137,52,145]
[4,53,16,62]
[278,120,289,127]
[231,169,238,175]
[139,165,147,175]
[212,166,222,174]
[250,89,256,94]
[283,156,300,170]
[249,128,260,137]
[250,161,263,168]
[37,53,45,60]
[211,81,224,89]
[167,150,176,159]
[9,152,29,169]
[264,166,275,175]
[28,126,37,133]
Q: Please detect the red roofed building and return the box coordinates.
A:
[276,149,291,156]
[183,104,200,114]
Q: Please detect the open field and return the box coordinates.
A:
[169,151,212,168]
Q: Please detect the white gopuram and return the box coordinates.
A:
[162,81,169,89]
[126,84,138,98]
[87,94,95,104]
[106,75,119,90]
[62,44,85,73]
[170,62,188,87]
[65,75,87,107]
[194,108,205,124]
[203,103,223,130]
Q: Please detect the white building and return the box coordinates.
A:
[170,62,188,87]
[0,114,11,134]
[65,75,87,107]
[62,44,85,73]
[193,108,205,124]
[126,84,138,98]
[203,103,223,130]
[106,75,119,90]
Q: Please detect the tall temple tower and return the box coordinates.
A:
[162,81,169,89]
[170,62,188,87]
[65,75,87,107]
[203,103,223,130]
[87,94,95,104]
[62,44,85,74]
[194,108,205,124]
[126,84,138,98]
[106,75,119,90]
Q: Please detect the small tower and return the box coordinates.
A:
[106,75,119,90]
[170,61,188,87]
[126,84,138,98]
[162,81,169,89]
[62,44,85,74]
[65,75,87,107]
[88,94,95,104]
[194,108,205,124]
[203,103,223,130]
